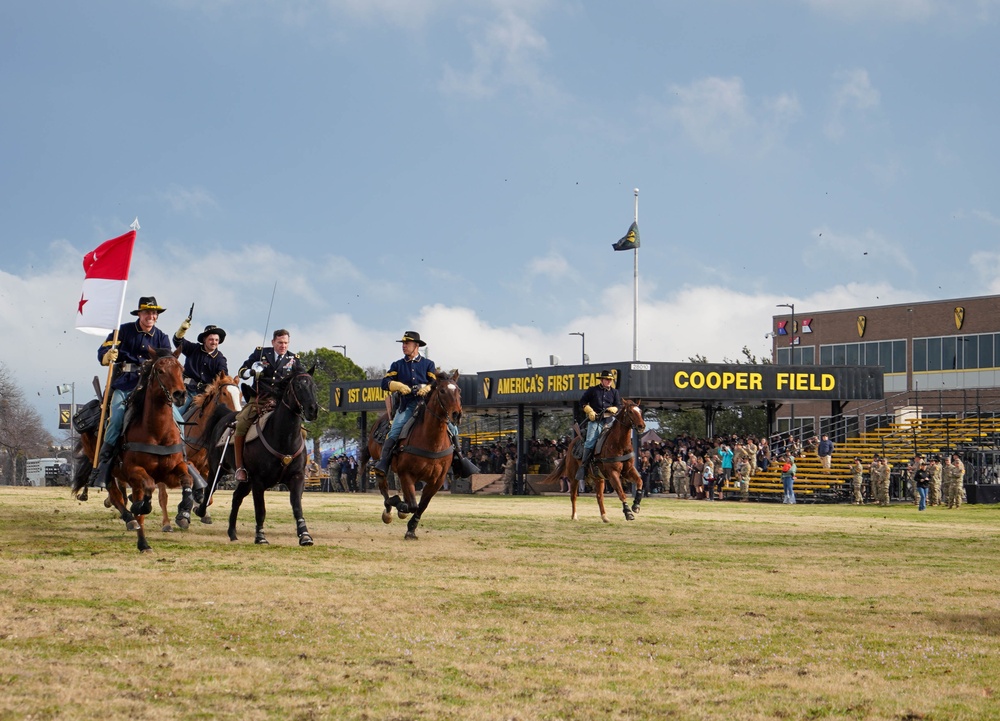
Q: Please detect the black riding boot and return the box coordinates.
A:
[374,437,397,477]
[450,436,480,479]
[89,443,116,489]
[576,447,594,482]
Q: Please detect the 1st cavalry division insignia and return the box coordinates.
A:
[955,307,965,330]
[334,388,342,408]
[482,377,492,400]
[857,315,866,338]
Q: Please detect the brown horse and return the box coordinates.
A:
[72,350,191,552]
[543,399,646,522]
[361,371,463,539]
[155,373,242,532]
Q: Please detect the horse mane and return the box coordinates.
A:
[194,373,238,410]
[128,348,177,416]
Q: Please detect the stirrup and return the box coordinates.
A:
[235,467,248,482]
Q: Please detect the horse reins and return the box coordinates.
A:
[255,373,311,466]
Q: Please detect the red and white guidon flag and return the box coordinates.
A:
[75,230,136,335]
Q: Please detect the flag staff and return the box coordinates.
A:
[88,219,139,463]
[632,188,639,362]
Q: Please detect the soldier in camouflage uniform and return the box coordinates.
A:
[850,457,865,504]
[735,456,751,501]
[873,456,891,507]
[671,454,690,499]
[928,457,943,506]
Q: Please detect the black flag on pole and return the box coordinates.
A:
[612,221,640,251]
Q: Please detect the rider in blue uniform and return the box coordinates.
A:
[373,331,478,480]
[576,370,623,481]
[90,296,172,488]
[172,322,229,415]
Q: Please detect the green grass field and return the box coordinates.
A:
[1,487,998,720]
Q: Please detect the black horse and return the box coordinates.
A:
[201,366,319,546]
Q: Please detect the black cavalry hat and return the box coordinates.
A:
[397,331,427,347]
[597,370,615,380]
[197,324,227,344]
[130,296,167,315]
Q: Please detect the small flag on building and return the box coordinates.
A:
[612,221,640,251]
[75,230,137,335]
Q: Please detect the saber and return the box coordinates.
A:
[199,429,232,515]
[259,281,278,349]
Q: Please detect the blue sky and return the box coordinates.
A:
[2,0,999,436]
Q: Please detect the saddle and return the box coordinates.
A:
[572,418,615,459]
[371,413,418,448]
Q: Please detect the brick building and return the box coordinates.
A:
[770,294,1000,440]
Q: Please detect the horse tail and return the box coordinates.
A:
[70,437,92,498]
[541,454,569,486]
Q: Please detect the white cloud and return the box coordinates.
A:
[803,226,916,274]
[825,68,881,140]
[661,76,801,156]
[156,184,219,216]
[526,253,572,279]
[439,8,565,103]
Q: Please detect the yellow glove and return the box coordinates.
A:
[416,384,431,397]
[388,381,411,395]
[101,348,119,366]
[606,406,618,416]
[584,405,597,422]
[175,319,191,338]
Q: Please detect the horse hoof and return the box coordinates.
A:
[299,534,314,547]
[624,511,635,521]
[140,547,153,554]
[176,517,190,530]
[381,510,393,524]
[103,496,112,509]
[126,520,140,531]
[404,531,418,540]
[254,536,269,545]
[631,503,641,513]
[79,488,89,502]
[601,515,610,524]
[396,510,409,520]
[161,524,173,533]
[200,515,213,525]
[228,531,238,542]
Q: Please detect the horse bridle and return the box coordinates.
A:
[280,373,311,418]
[150,356,182,406]
[424,382,461,424]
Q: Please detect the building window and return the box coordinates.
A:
[819,339,906,373]
[913,333,1000,372]
[776,346,815,365]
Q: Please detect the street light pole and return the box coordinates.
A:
[569,332,586,365]
[776,303,796,437]
[331,344,347,357]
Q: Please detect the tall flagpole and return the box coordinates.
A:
[633,188,639,361]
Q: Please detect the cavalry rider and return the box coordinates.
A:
[172,322,229,415]
[576,370,623,482]
[232,329,299,482]
[373,331,478,480]
[90,296,172,488]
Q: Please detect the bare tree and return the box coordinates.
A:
[0,362,53,484]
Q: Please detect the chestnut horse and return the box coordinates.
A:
[542,399,646,522]
[361,371,463,540]
[72,350,192,552]
[204,366,319,546]
[155,373,242,532]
